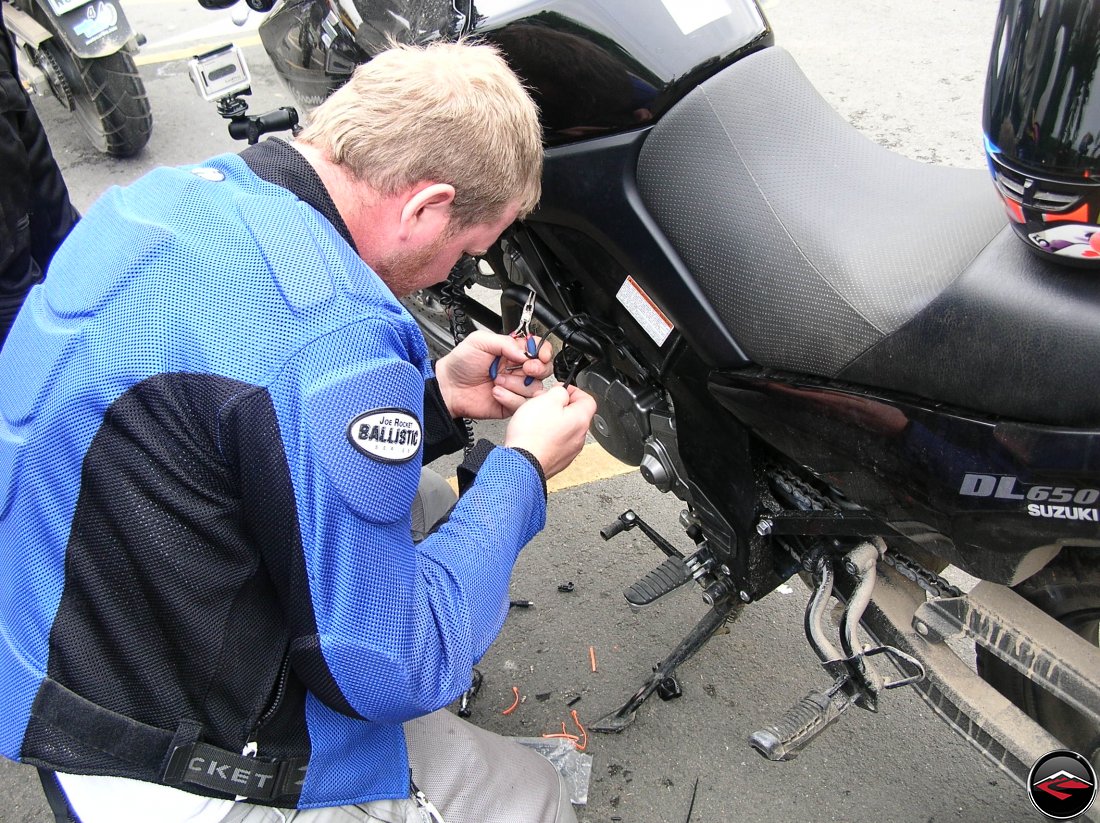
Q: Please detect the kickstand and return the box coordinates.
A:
[591,597,743,733]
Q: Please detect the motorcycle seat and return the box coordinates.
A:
[636,46,1100,427]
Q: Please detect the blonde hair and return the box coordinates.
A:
[297,41,543,227]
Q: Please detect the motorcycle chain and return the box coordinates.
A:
[767,466,963,599]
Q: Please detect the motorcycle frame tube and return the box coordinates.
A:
[22,0,136,59]
[709,369,1100,585]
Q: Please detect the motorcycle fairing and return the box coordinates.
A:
[337,0,467,56]
[261,0,773,145]
[709,369,1100,585]
[258,0,365,108]
[471,0,770,146]
[532,130,749,369]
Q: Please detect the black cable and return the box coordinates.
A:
[440,261,477,454]
[530,313,595,387]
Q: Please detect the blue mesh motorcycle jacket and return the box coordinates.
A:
[0,150,547,808]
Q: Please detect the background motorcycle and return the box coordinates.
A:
[212,0,1100,798]
[4,0,151,156]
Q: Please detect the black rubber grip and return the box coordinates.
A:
[624,556,691,607]
[748,690,843,761]
[601,518,629,540]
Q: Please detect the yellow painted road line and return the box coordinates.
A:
[547,441,633,494]
[445,441,634,496]
[134,34,262,66]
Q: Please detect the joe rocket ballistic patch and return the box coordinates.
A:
[347,408,422,463]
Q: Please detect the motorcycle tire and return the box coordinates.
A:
[45,41,152,158]
[975,547,1100,769]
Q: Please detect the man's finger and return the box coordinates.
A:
[491,384,530,414]
[521,356,553,380]
[494,371,547,397]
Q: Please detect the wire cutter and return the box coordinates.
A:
[489,290,538,386]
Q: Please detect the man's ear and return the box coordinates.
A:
[398,183,456,243]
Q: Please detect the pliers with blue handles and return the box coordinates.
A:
[489,290,538,386]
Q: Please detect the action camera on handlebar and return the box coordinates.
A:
[188,44,299,144]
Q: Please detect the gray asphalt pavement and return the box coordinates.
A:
[1,1,1044,821]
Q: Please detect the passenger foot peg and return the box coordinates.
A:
[749,682,854,761]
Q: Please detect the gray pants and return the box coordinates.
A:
[219,470,576,823]
[219,709,576,823]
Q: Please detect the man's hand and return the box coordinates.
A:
[435,329,554,420]
[504,384,597,479]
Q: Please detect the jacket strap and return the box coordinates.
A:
[30,679,307,803]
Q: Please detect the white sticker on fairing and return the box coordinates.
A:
[347,409,422,463]
[660,0,731,35]
[616,275,674,347]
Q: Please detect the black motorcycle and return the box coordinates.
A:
[205,0,1100,795]
[4,0,151,156]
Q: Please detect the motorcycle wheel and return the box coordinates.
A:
[401,255,511,358]
[401,289,462,359]
[43,40,152,157]
[975,548,1100,769]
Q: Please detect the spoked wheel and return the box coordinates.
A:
[41,39,151,157]
[976,548,1100,769]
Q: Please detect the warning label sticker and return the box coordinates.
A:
[616,276,674,347]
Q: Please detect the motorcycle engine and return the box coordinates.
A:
[577,361,695,504]
[576,363,661,466]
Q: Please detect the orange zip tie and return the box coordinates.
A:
[571,709,588,752]
[588,645,597,673]
[542,729,579,742]
[541,711,588,751]
[502,686,521,715]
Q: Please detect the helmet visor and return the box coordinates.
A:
[985,0,1100,178]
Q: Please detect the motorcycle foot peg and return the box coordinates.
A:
[748,688,849,761]
[624,556,692,608]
